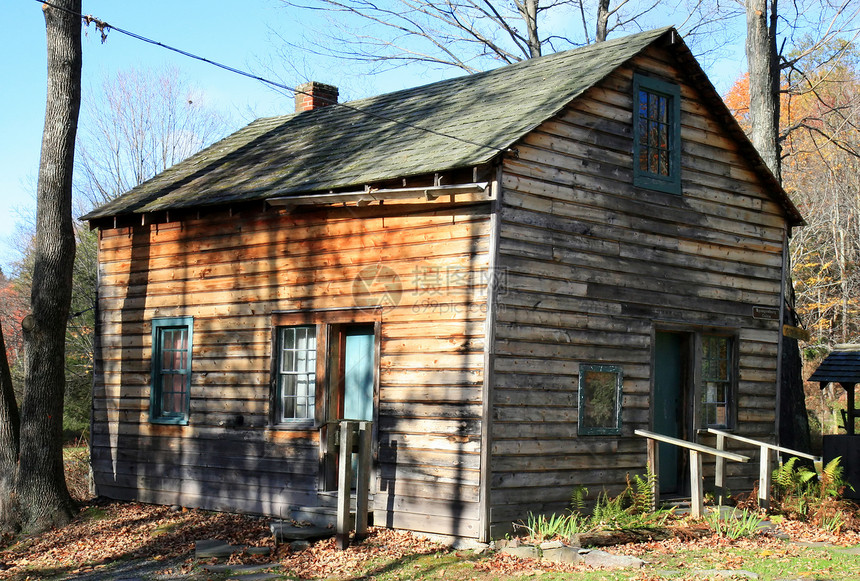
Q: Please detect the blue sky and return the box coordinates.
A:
[0,1,747,276]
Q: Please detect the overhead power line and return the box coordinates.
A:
[35,0,509,155]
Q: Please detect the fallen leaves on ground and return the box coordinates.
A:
[0,500,271,579]
[1,500,859,580]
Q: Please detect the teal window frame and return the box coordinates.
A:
[273,325,317,425]
[633,73,682,195]
[149,317,193,425]
[578,364,623,435]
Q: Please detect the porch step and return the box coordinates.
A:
[290,493,375,528]
[290,505,352,528]
[270,520,334,543]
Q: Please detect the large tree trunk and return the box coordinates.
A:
[0,324,20,531]
[746,0,810,453]
[596,0,610,42]
[745,0,781,180]
[14,0,82,533]
[519,0,541,57]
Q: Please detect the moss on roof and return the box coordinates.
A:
[83,27,671,220]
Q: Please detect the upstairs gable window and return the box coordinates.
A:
[633,73,681,194]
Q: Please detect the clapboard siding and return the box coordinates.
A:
[91,200,491,539]
[488,47,786,535]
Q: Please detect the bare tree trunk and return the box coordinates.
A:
[745,0,781,181]
[0,323,20,531]
[596,0,610,42]
[746,0,810,452]
[14,0,81,533]
[519,0,541,57]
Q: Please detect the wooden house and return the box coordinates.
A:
[84,27,803,541]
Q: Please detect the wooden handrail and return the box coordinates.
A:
[706,428,821,462]
[707,428,821,510]
[634,429,750,518]
[634,429,749,461]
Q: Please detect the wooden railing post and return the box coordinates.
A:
[758,445,771,510]
[689,450,704,518]
[336,421,356,550]
[634,429,749,519]
[714,432,726,505]
[354,421,372,540]
[706,428,820,512]
[645,437,659,511]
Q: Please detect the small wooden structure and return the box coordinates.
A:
[808,345,860,499]
[809,344,860,435]
[84,27,803,541]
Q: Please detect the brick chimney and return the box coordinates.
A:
[295,82,339,113]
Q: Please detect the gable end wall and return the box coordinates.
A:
[488,46,787,535]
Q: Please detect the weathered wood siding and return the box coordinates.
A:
[91,201,491,538]
[489,46,787,533]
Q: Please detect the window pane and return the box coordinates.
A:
[579,365,622,434]
[659,151,669,176]
[701,336,731,427]
[277,326,317,421]
[151,319,192,423]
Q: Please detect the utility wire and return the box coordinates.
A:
[35,0,509,155]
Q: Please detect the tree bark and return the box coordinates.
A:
[746,0,811,453]
[596,0,610,42]
[745,0,781,180]
[519,0,541,57]
[0,323,20,531]
[14,0,82,533]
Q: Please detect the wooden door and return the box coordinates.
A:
[322,323,376,491]
[653,331,690,496]
[342,325,375,421]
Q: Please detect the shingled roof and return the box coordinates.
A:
[82,27,802,225]
[809,345,860,386]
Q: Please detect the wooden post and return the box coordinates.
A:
[645,437,659,511]
[336,421,356,549]
[689,450,704,518]
[758,445,771,510]
[354,421,372,540]
[714,432,726,505]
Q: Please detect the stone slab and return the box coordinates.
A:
[542,546,582,564]
[195,539,237,559]
[692,570,759,579]
[579,549,645,569]
[498,545,540,559]
[270,522,333,542]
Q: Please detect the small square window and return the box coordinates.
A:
[578,364,623,435]
[150,317,193,424]
[633,74,681,194]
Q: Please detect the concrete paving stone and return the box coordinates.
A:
[270,522,332,542]
[541,546,582,564]
[790,541,838,549]
[498,545,540,559]
[194,539,237,558]
[834,546,860,555]
[226,574,283,581]
[579,549,645,569]
[692,569,759,579]
[203,564,278,574]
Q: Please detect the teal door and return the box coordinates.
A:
[342,325,375,421]
[653,332,687,495]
